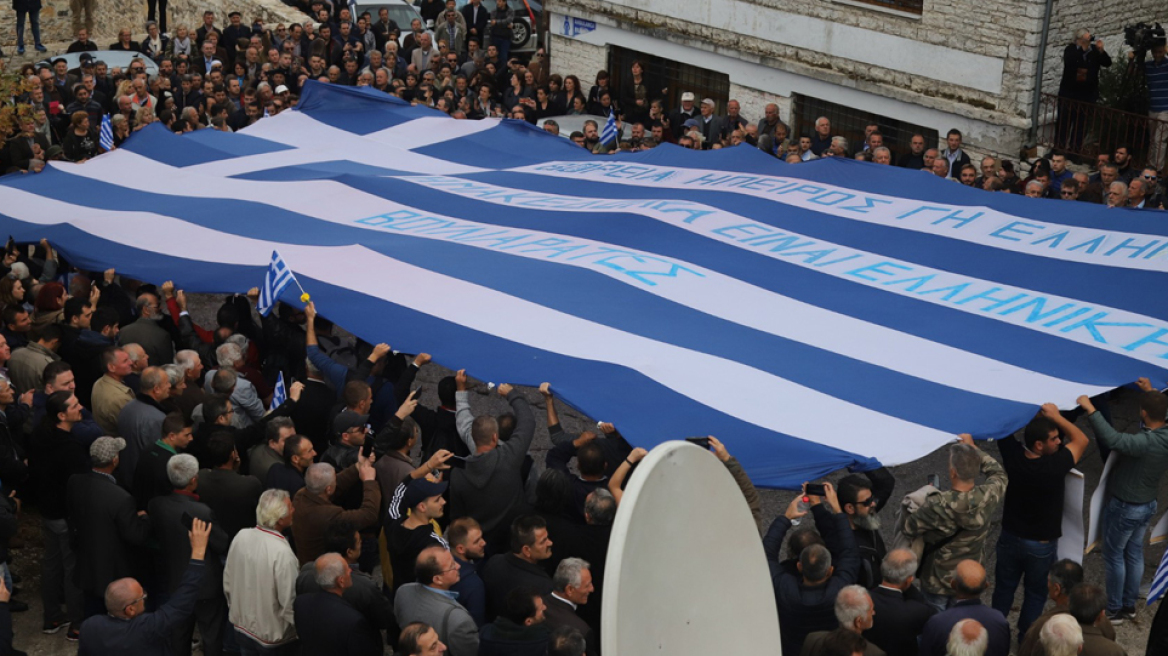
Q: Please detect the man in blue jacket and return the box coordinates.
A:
[764,482,860,656]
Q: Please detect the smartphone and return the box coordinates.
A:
[927,474,941,488]
[804,483,827,497]
[685,436,710,449]
[447,455,467,469]
[180,511,195,530]
[361,426,375,458]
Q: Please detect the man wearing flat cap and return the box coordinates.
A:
[67,436,152,619]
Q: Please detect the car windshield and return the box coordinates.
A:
[352,3,421,28]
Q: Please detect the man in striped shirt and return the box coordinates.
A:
[1145,41,1168,170]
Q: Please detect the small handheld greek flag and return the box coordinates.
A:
[270,371,287,410]
[99,114,113,151]
[256,250,297,316]
[600,109,618,146]
[1149,549,1168,605]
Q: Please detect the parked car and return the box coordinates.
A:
[448,0,541,54]
[38,50,159,79]
[350,0,426,43]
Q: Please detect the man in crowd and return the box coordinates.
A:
[1078,390,1168,623]
[903,434,1007,612]
[765,483,859,655]
[292,553,383,655]
[919,560,1009,656]
[836,468,895,588]
[396,546,480,656]
[132,412,193,508]
[992,406,1088,639]
[78,519,213,654]
[800,585,884,655]
[387,477,448,589]
[292,456,380,565]
[865,549,935,656]
[224,489,299,654]
[482,515,555,618]
[1019,559,1115,656]
[543,558,596,656]
[197,432,262,541]
[295,521,393,635]
[1067,584,1124,656]
[90,347,134,436]
[118,366,172,486]
[68,436,152,618]
[478,587,550,655]
[449,382,535,552]
[146,454,230,656]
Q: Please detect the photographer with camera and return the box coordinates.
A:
[1058,28,1112,151]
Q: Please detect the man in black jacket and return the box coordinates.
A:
[78,518,212,655]
[836,468,895,589]
[132,413,192,510]
[293,553,383,655]
[764,482,860,656]
[196,433,261,541]
[864,549,936,656]
[67,436,152,618]
[29,391,89,635]
[295,520,394,634]
[481,515,554,621]
[146,454,229,656]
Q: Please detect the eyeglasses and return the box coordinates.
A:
[1145,174,1159,181]
[125,592,147,608]
[1061,191,1076,196]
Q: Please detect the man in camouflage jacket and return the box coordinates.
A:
[902,434,1007,612]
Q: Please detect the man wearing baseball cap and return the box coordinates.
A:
[669,92,698,136]
[67,436,152,619]
[387,478,449,591]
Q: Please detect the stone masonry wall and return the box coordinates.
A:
[549,0,1048,132]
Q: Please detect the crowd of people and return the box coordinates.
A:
[0,6,1167,656]
[0,237,672,655]
[1,10,1165,207]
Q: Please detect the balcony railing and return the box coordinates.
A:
[1036,93,1168,169]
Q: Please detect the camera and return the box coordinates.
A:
[1124,22,1167,55]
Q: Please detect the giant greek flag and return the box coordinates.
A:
[3,82,1166,488]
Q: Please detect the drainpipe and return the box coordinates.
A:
[1028,0,1056,147]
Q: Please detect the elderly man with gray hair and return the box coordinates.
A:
[118,290,174,369]
[172,349,205,420]
[865,549,935,656]
[801,584,885,655]
[203,342,264,427]
[1040,614,1083,656]
[544,557,597,656]
[146,453,230,656]
[292,552,383,655]
[291,457,380,566]
[224,489,300,653]
[948,619,989,656]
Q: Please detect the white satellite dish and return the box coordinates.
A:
[601,441,781,654]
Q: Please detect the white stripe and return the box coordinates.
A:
[400,175,1168,368]
[363,116,499,150]
[0,185,957,465]
[511,160,1168,273]
[182,111,487,177]
[193,111,1168,273]
[53,153,1114,403]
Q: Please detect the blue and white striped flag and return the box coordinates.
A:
[256,250,296,316]
[1149,548,1168,605]
[5,81,1168,489]
[600,109,618,146]
[270,371,287,410]
[99,114,113,151]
